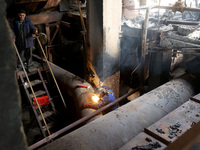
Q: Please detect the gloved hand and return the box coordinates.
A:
[82,103,92,108]
[82,103,98,109]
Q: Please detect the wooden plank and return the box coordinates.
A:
[28,11,64,25]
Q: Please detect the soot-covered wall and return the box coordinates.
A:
[0,0,27,149]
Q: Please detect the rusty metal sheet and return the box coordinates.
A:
[119,132,167,150]
[146,100,200,144]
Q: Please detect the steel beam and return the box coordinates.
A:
[28,11,64,25]
[42,0,61,9]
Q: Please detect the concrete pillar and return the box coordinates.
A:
[0,0,27,149]
[86,0,122,97]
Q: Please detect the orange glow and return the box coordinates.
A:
[92,95,99,103]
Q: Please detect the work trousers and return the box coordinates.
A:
[17,47,32,67]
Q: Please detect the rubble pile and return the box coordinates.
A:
[160,25,200,49]
[122,14,145,29]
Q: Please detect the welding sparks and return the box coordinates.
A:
[92,95,99,103]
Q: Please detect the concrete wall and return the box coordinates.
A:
[0,0,27,149]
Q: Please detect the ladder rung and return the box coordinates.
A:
[38,111,54,121]
[42,122,54,131]
[25,79,42,88]
[30,90,46,99]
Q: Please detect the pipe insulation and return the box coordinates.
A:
[40,77,194,150]
[49,63,103,120]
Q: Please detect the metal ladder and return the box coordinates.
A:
[19,68,56,137]
[13,37,66,139]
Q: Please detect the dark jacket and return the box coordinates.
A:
[12,17,35,49]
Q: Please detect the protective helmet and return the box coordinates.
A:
[98,86,112,95]
[98,87,107,93]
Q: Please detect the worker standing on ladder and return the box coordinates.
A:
[12,9,38,70]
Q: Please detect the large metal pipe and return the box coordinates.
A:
[49,63,103,120]
[29,88,139,149]
[39,77,195,150]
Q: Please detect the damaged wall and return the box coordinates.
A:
[160,26,200,49]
